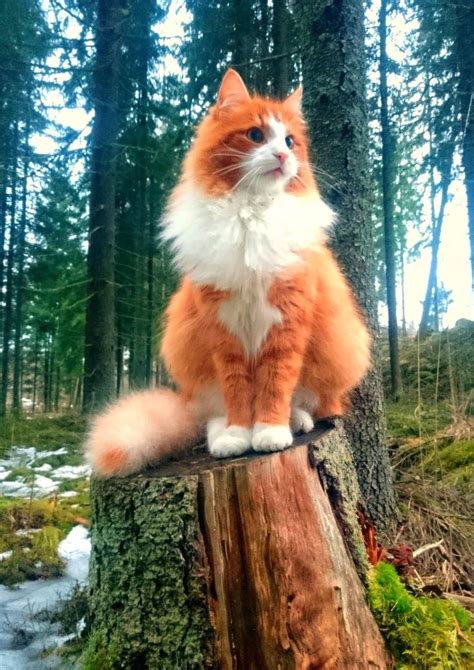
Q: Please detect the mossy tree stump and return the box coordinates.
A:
[87,422,391,669]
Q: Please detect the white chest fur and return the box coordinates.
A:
[162,183,334,353]
[218,275,282,356]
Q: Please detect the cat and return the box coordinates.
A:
[85,69,371,476]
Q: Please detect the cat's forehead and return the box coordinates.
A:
[265,115,288,139]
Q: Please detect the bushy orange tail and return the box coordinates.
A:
[85,389,201,477]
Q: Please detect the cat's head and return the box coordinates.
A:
[184,69,316,197]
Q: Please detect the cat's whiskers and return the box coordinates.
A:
[222,143,248,157]
[231,166,260,193]
[213,160,254,178]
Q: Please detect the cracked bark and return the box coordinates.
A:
[87,425,390,668]
[296,0,397,528]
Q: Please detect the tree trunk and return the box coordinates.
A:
[31,330,39,413]
[13,109,31,414]
[115,325,124,397]
[0,121,19,416]
[83,0,128,411]
[272,0,289,97]
[400,246,407,336]
[43,338,51,413]
[88,425,390,669]
[297,0,397,527]
[234,0,253,82]
[454,3,474,293]
[54,363,61,412]
[129,5,151,391]
[418,171,450,338]
[379,0,402,401]
[0,148,8,314]
[146,174,155,385]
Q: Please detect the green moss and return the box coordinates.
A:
[4,466,34,482]
[80,631,121,670]
[420,439,474,493]
[0,490,90,585]
[435,439,474,471]
[0,413,86,456]
[368,562,474,669]
[385,400,453,440]
[86,476,214,669]
[0,525,65,586]
[442,464,474,492]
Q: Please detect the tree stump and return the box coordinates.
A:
[87,422,391,669]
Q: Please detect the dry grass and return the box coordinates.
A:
[388,416,473,609]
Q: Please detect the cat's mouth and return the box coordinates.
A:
[265,167,284,178]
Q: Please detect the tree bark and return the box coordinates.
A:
[297,0,397,527]
[88,425,390,669]
[0,121,19,416]
[31,330,39,413]
[146,174,155,385]
[379,0,402,400]
[272,0,289,97]
[418,170,450,338]
[13,108,31,414]
[454,3,474,293]
[129,1,152,390]
[234,0,253,82]
[83,0,128,411]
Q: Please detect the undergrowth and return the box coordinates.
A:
[368,562,473,669]
[0,482,90,585]
[0,413,87,456]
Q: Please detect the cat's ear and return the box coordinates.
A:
[284,87,303,114]
[217,69,250,109]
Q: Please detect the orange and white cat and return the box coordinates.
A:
[86,69,371,476]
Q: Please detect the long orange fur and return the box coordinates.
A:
[86,70,371,476]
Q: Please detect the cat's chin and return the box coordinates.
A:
[245,169,292,195]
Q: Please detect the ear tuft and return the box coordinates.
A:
[284,86,303,114]
[217,69,250,109]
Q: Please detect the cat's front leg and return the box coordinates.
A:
[252,278,313,453]
[207,344,253,458]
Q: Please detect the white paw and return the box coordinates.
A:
[208,424,252,458]
[207,416,227,444]
[251,423,293,453]
[291,407,314,433]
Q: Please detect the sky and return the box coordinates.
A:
[33,0,473,331]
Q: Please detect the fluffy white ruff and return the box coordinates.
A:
[163,184,333,354]
[207,418,252,458]
[162,183,334,291]
[85,389,199,477]
[251,423,293,453]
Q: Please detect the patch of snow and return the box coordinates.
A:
[58,526,91,582]
[0,471,11,481]
[51,465,89,480]
[0,551,12,562]
[0,526,91,668]
[32,475,57,493]
[33,464,52,473]
[57,491,77,499]
[0,481,32,497]
[33,448,68,460]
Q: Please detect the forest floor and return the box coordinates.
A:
[0,403,472,667]
[0,415,89,668]
[385,399,473,611]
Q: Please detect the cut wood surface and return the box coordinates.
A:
[88,422,391,669]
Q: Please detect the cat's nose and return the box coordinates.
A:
[274,152,288,165]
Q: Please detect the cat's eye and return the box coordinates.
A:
[285,135,295,149]
[247,127,264,143]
